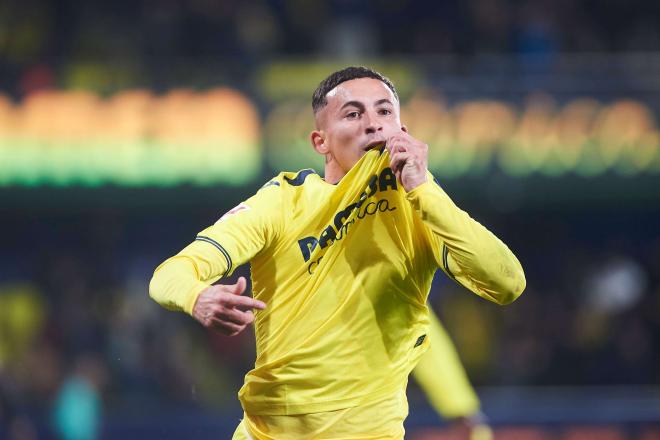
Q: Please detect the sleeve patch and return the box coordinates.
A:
[216,202,250,223]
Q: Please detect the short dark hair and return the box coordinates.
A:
[312,66,399,114]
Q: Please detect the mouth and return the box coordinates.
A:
[363,140,386,152]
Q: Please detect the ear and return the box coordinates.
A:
[310,130,329,154]
[401,124,408,133]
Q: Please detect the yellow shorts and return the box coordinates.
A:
[231,388,408,440]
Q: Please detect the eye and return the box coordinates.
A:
[378,108,392,116]
[346,111,360,119]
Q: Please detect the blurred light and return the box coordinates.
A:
[2,88,659,186]
[0,88,261,187]
[584,257,647,314]
[265,92,660,178]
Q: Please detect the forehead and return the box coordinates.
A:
[325,77,397,108]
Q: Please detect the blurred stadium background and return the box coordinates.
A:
[1,0,659,439]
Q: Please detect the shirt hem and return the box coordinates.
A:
[240,383,405,416]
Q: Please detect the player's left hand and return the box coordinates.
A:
[451,414,493,440]
[385,131,428,192]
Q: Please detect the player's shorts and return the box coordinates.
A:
[231,387,408,440]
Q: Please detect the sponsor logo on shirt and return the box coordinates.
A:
[298,167,399,274]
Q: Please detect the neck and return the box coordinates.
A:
[323,162,345,184]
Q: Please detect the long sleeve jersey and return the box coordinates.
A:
[412,309,480,419]
[149,148,525,415]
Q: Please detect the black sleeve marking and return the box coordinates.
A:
[195,236,232,278]
[284,169,316,186]
[261,180,280,189]
[442,244,456,280]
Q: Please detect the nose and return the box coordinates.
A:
[364,111,382,134]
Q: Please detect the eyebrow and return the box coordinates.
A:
[339,98,394,111]
[374,98,394,107]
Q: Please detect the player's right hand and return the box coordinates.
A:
[192,277,266,336]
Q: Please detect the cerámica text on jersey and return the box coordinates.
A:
[297,167,398,263]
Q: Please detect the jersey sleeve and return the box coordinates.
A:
[149,177,285,315]
[406,175,526,305]
[412,309,480,419]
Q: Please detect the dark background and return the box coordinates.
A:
[1,0,659,439]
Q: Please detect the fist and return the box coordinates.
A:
[192,277,266,336]
[386,132,428,192]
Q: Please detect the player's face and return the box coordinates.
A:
[311,78,405,180]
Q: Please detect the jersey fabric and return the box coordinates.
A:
[150,148,525,421]
[232,385,408,440]
[412,309,480,419]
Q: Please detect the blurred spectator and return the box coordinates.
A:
[3,0,660,94]
[318,0,379,58]
[0,283,45,367]
[582,255,647,315]
[470,0,514,52]
[0,0,659,436]
[18,63,55,96]
[514,0,559,70]
[52,354,106,440]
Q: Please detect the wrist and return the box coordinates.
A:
[404,174,428,192]
[187,282,212,316]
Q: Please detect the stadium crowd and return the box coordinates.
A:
[1,201,658,438]
[2,0,660,97]
[1,0,659,438]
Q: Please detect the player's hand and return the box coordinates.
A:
[451,414,493,440]
[192,277,266,336]
[385,131,428,192]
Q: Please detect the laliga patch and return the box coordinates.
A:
[216,202,250,223]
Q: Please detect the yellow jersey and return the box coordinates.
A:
[149,148,525,416]
[412,309,480,419]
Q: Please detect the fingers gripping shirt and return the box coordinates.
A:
[240,150,437,415]
[151,149,436,414]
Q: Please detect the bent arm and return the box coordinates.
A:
[149,178,284,315]
[407,180,526,305]
[149,240,230,315]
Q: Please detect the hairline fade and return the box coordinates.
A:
[312,66,399,114]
